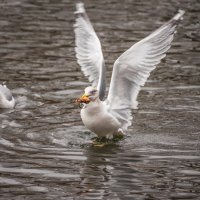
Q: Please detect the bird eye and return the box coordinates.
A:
[90,90,97,95]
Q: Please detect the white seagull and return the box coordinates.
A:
[0,83,15,109]
[74,2,184,139]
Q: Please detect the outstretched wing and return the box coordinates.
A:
[106,10,185,130]
[74,2,106,100]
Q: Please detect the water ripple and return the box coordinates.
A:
[0,0,200,199]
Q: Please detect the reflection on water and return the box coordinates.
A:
[0,0,200,199]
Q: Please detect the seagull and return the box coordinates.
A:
[0,83,15,109]
[74,2,184,139]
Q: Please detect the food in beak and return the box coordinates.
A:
[75,94,90,105]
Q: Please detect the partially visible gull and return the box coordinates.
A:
[0,83,15,109]
[74,2,185,139]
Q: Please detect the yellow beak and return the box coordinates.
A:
[75,94,90,104]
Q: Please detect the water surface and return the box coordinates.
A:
[0,0,200,199]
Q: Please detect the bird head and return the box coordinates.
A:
[75,86,99,105]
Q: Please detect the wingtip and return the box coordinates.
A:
[74,2,85,14]
[173,9,185,21]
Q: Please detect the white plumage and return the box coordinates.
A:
[0,83,15,109]
[74,2,184,138]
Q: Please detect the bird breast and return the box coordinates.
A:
[80,101,121,137]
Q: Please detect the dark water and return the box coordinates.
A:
[0,0,200,199]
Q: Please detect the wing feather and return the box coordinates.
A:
[106,10,185,130]
[74,2,106,100]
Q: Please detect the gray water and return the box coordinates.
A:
[0,0,200,199]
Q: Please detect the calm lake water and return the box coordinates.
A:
[0,0,200,199]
